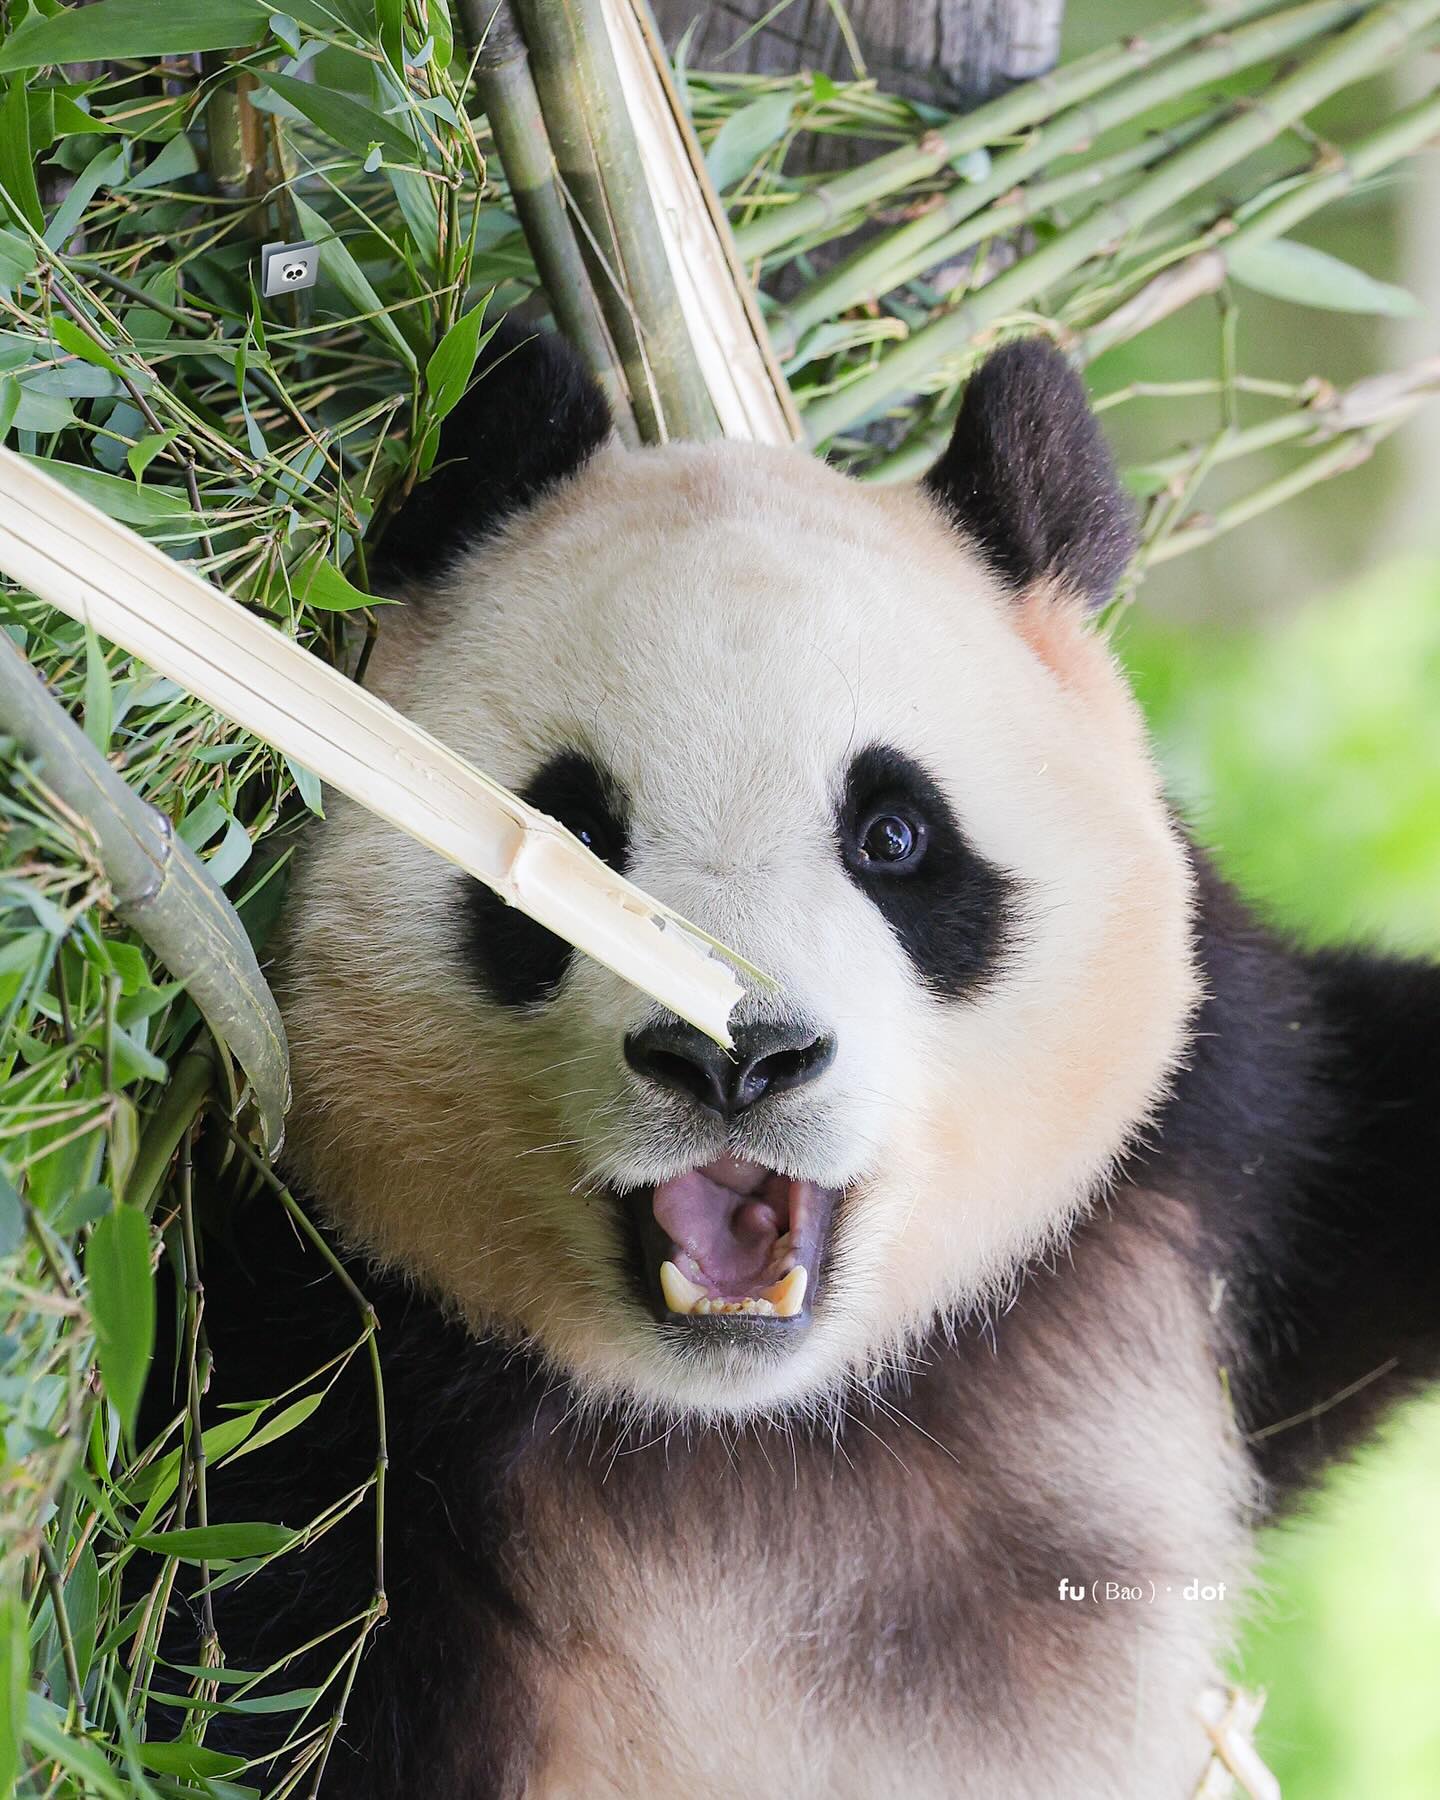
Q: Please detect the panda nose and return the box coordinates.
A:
[624,1017,836,1118]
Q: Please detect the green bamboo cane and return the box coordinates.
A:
[0,635,289,1151]
[1076,84,1440,360]
[509,0,719,444]
[769,0,1369,355]
[804,0,1440,447]
[733,0,1315,263]
[862,87,1440,483]
[472,8,638,443]
[772,108,1230,357]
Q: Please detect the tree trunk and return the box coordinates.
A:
[648,0,1065,111]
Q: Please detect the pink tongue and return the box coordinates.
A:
[652,1159,786,1290]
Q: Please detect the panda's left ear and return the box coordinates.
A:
[922,339,1134,610]
[375,318,612,583]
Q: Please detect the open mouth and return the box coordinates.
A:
[626,1156,838,1328]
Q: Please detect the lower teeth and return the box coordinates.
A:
[659,1260,809,1319]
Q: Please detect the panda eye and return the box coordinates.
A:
[858,809,923,866]
[848,795,928,873]
[563,810,619,865]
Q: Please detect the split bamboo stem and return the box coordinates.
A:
[732,0,1321,263]
[509,0,719,443]
[769,0,1369,353]
[804,0,1440,445]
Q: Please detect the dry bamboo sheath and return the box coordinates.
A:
[0,448,751,1047]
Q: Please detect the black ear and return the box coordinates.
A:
[375,318,611,583]
[923,339,1134,609]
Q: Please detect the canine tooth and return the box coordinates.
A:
[764,1266,808,1318]
[660,1261,707,1315]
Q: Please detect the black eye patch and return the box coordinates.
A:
[836,745,1014,999]
[461,751,629,1007]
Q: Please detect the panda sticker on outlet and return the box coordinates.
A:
[187,324,1440,1797]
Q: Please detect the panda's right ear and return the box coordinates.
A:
[374,318,611,584]
[922,338,1134,611]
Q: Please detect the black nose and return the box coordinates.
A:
[624,1017,836,1118]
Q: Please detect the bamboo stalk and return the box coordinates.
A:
[769,0,1368,351]
[804,0,1440,445]
[470,5,638,441]
[865,91,1440,484]
[509,0,719,443]
[0,449,756,1045]
[732,0,1316,262]
[0,635,289,1150]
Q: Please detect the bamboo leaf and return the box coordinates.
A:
[132,1521,298,1561]
[256,69,417,163]
[704,90,793,192]
[1228,237,1425,316]
[0,80,44,233]
[51,314,129,380]
[86,1203,155,1441]
[24,455,192,524]
[303,556,389,612]
[424,300,491,422]
[137,1741,247,1779]
[82,618,113,753]
[0,225,35,295]
[223,1390,324,1461]
[0,0,268,71]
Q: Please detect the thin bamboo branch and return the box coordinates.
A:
[1143,414,1404,563]
[770,0,1368,350]
[804,0,1440,444]
[0,634,290,1150]
[509,0,719,442]
[470,5,638,440]
[0,448,755,1046]
[732,0,1317,261]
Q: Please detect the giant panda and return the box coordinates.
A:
[183,323,1440,1798]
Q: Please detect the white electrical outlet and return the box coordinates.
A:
[260,239,319,297]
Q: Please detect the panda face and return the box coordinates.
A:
[278,341,1198,1423]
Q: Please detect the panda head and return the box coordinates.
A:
[279,327,1197,1423]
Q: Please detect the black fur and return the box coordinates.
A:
[923,339,1135,608]
[1133,854,1440,1500]
[374,319,611,585]
[462,749,629,1007]
[836,744,1014,999]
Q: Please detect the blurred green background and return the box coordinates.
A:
[1066,5,1440,1789]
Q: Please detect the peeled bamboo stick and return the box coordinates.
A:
[0,449,753,1047]
[804,0,1440,444]
[0,636,288,1150]
[732,0,1312,262]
